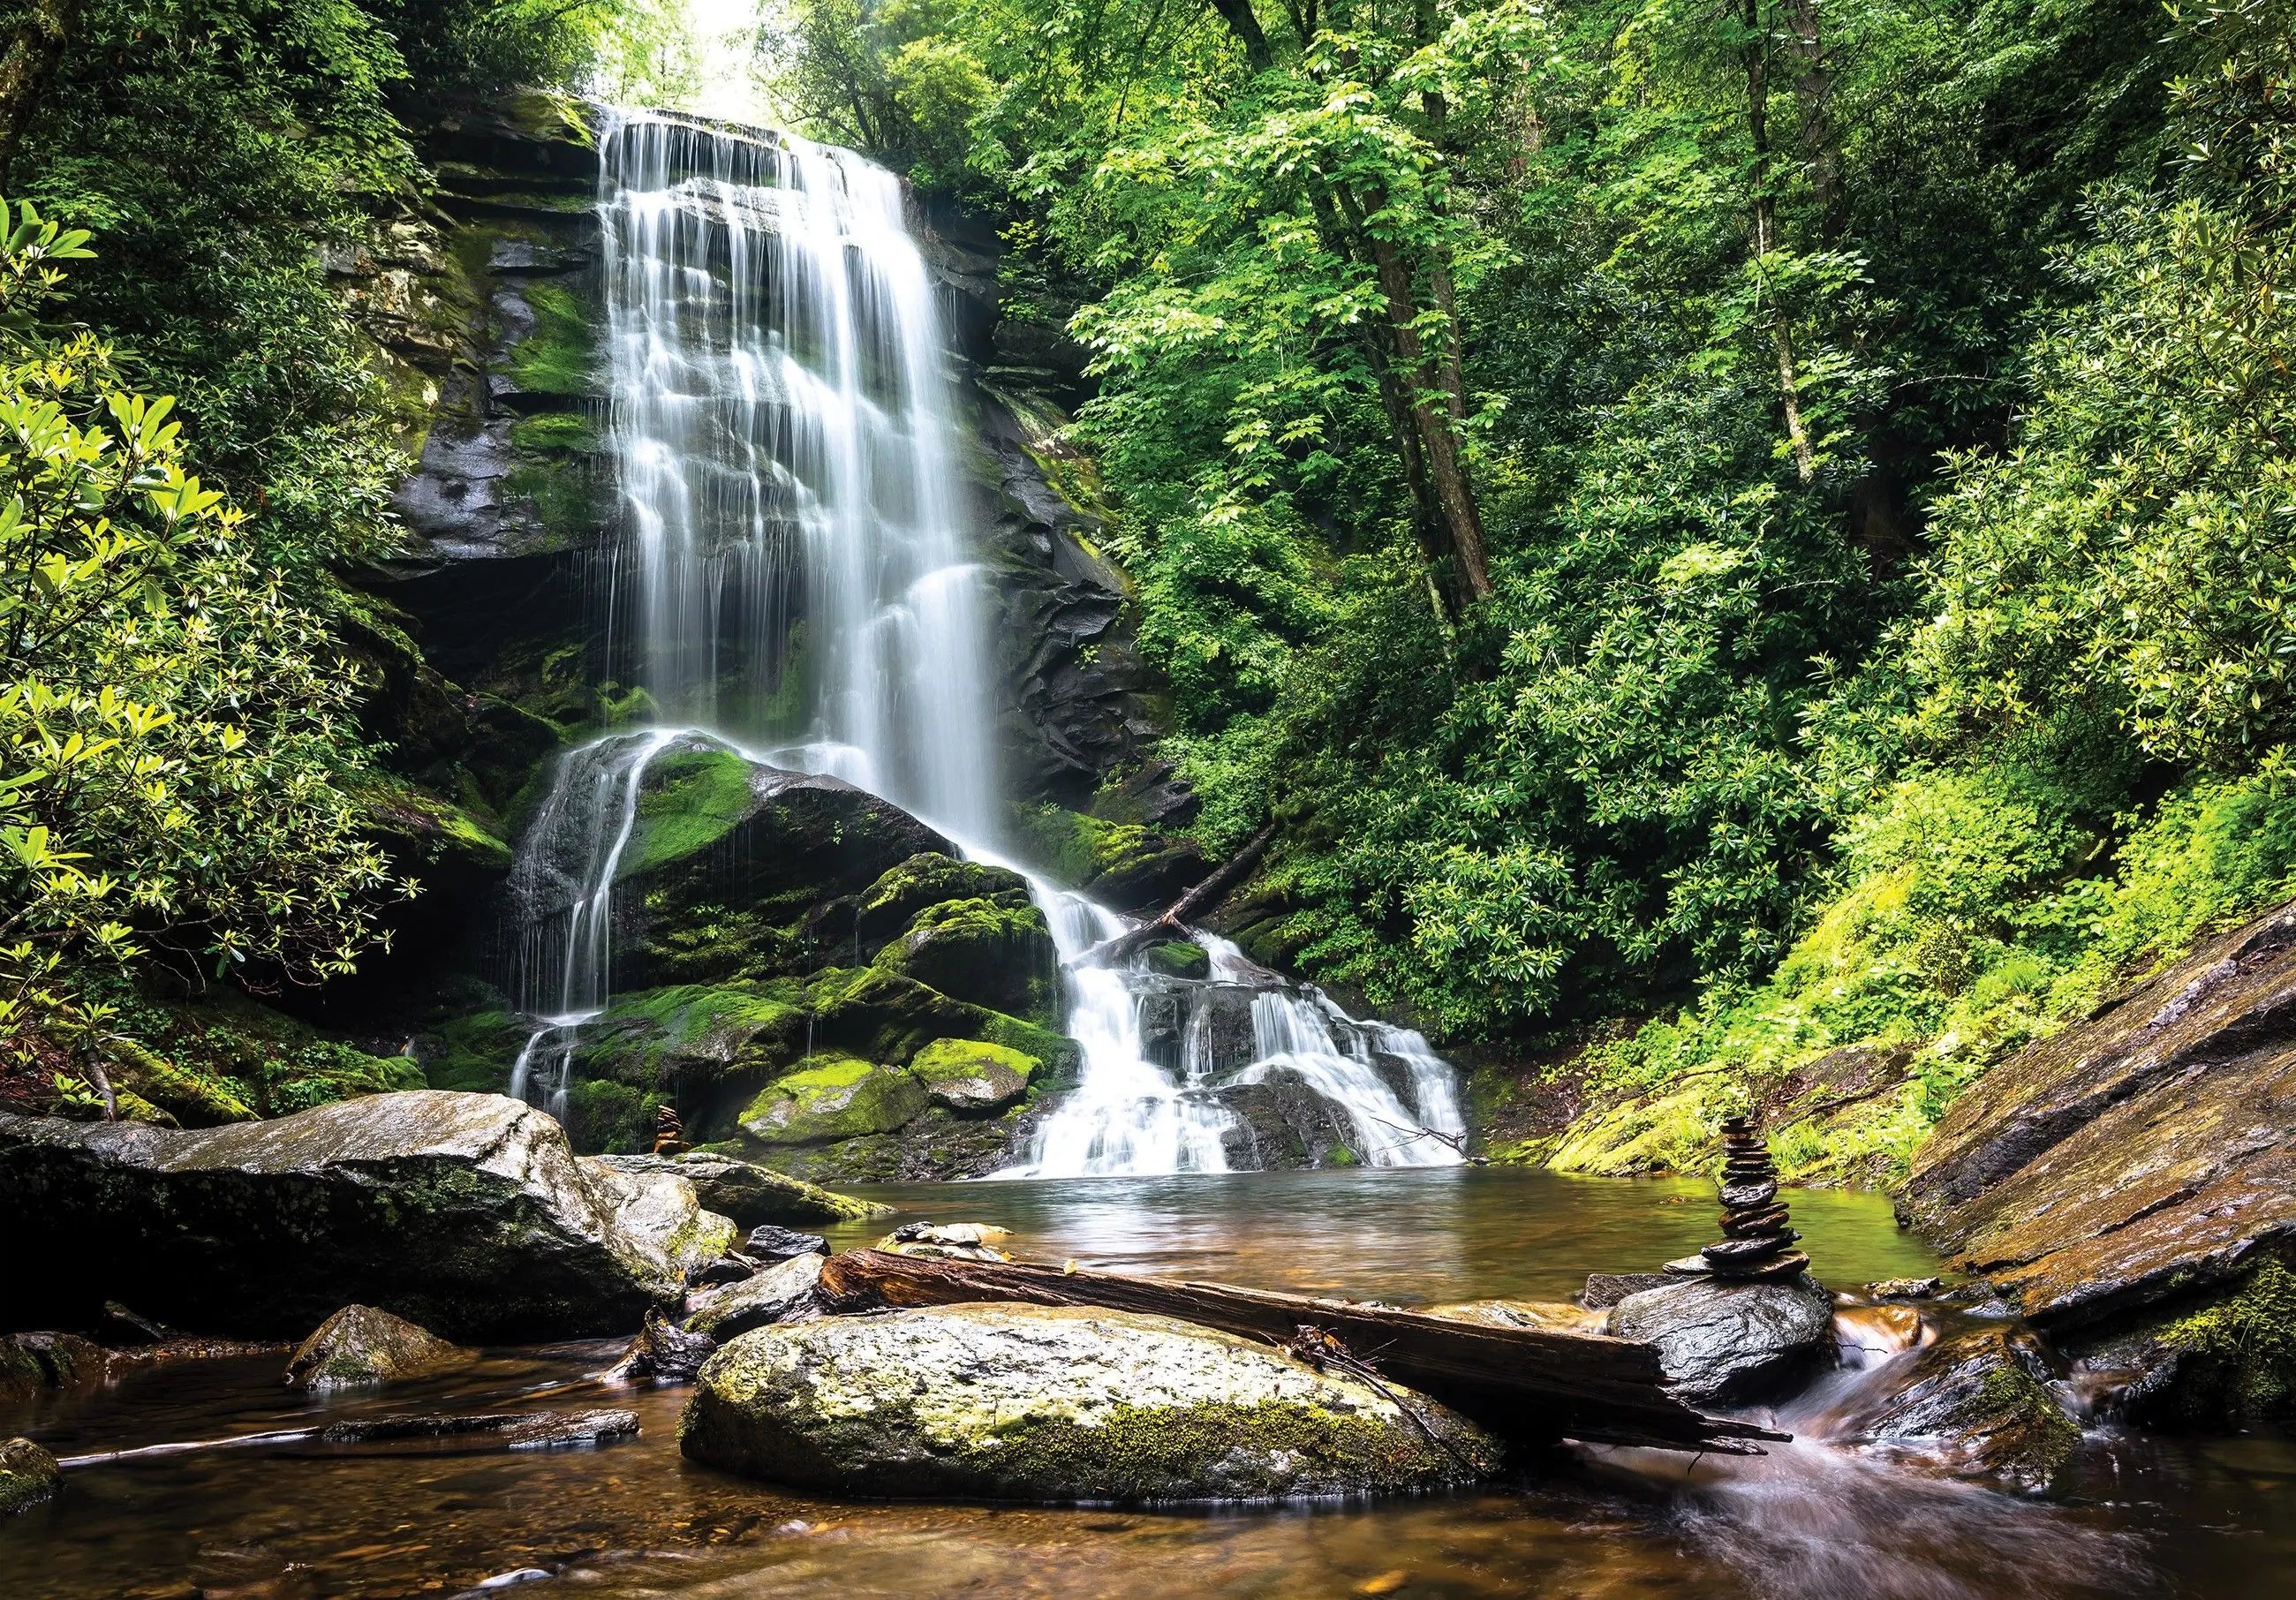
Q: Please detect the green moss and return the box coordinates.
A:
[563,1078,663,1155]
[738,1052,931,1144]
[504,281,597,396]
[1013,803,1156,887]
[910,1037,1040,1086]
[580,982,809,1084]
[873,895,1057,1023]
[971,1397,1488,1502]
[622,748,759,878]
[510,411,598,454]
[2159,1258,2296,1421]
[1143,940,1210,979]
[427,1009,529,1095]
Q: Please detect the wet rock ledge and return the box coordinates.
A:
[0,1090,736,1340]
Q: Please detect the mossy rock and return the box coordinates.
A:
[910,1037,1038,1113]
[842,852,1033,947]
[680,1304,1499,1503]
[737,1053,930,1145]
[1013,805,1203,912]
[1142,940,1210,980]
[0,1437,62,1517]
[424,1009,532,1095]
[563,1077,664,1154]
[622,746,765,879]
[873,895,1057,1023]
[576,982,812,1087]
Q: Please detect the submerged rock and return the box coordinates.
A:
[1606,1275,1834,1402]
[1582,1273,1673,1310]
[0,1437,62,1516]
[1833,1322,2082,1492]
[0,1091,734,1340]
[878,1221,1012,1261]
[316,1409,638,1449]
[1424,1299,1608,1334]
[594,1151,890,1225]
[284,1305,474,1390]
[679,1304,1499,1503]
[683,1252,824,1341]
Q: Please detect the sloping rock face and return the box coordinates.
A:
[0,1091,732,1340]
[679,1304,1499,1503]
[593,1151,888,1226]
[1899,900,2296,1342]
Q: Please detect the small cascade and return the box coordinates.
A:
[502,728,679,1115]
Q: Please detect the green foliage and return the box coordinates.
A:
[0,211,406,1060]
[2158,1257,2296,1422]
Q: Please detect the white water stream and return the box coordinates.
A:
[499,110,1464,1175]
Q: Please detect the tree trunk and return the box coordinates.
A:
[1775,0,1840,242]
[0,0,77,190]
[1745,0,1816,484]
[1366,232,1494,601]
[1206,0,1273,72]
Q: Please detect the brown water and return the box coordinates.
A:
[5,1167,2292,1599]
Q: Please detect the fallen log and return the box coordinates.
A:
[1082,824,1275,969]
[817,1249,1785,1454]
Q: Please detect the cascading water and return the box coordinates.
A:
[497,107,1467,1174]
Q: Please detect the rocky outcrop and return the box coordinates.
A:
[1897,898,2296,1423]
[0,1332,110,1401]
[283,1305,475,1391]
[1605,1276,1835,1403]
[592,1151,888,1226]
[0,1091,733,1340]
[1831,1321,2081,1492]
[679,1304,1499,1503]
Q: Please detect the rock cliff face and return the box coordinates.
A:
[1897,895,2296,1421]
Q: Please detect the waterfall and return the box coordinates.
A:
[493,108,1466,1174]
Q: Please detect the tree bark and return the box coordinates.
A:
[1082,823,1274,967]
[1745,0,1816,484]
[818,1249,1789,1453]
[1366,231,1494,600]
[1775,0,1841,242]
[1206,0,1273,72]
[0,0,77,190]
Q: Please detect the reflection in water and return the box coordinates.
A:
[4,1169,2290,1599]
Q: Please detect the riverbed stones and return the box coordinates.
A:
[606,1309,718,1383]
[683,1251,825,1341]
[0,1438,62,1516]
[0,1091,735,1340]
[679,1304,1500,1503]
[878,1221,1012,1261]
[1693,1120,1810,1280]
[283,1305,474,1390]
[1605,1275,1835,1402]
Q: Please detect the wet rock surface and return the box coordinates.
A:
[606,1309,718,1384]
[284,1305,475,1391]
[0,1436,62,1516]
[0,1091,733,1340]
[1833,1321,2082,1492]
[1606,1276,1835,1403]
[317,1408,638,1449]
[1899,897,2296,1336]
[0,1332,110,1401]
[682,1253,825,1341]
[679,1304,1499,1504]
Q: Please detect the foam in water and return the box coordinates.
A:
[496,109,1467,1174]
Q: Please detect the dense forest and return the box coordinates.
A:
[3,0,2294,1186]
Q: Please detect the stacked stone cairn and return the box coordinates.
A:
[1668,1117,1809,1281]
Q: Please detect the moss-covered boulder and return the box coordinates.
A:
[0,1438,62,1518]
[594,1151,889,1225]
[0,1332,109,1402]
[838,852,1034,949]
[1142,940,1210,980]
[0,1091,734,1340]
[737,1054,931,1145]
[680,1304,1499,1503]
[283,1305,475,1391]
[910,1038,1038,1113]
[872,895,1057,1023]
[617,751,953,988]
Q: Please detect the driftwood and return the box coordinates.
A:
[818,1249,1785,1454]
[1083,823,1276,969]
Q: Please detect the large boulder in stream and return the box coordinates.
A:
[680,1303,1500,1503]
[1605,1275,1834,1403]
[283,1305,474,1391]
[0,1091,735,1340]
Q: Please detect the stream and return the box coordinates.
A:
[7,1167,2293,1599]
